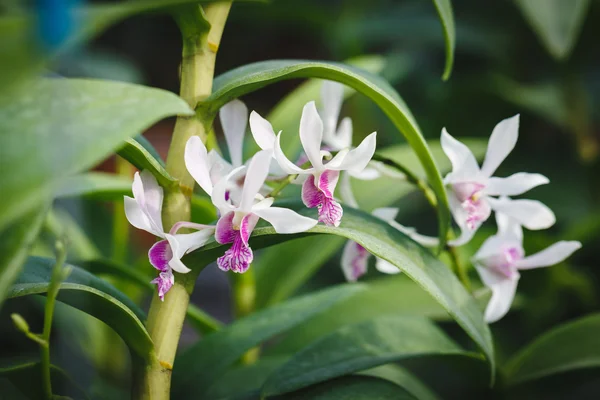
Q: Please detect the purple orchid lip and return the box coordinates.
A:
[148,240,172,272]
[350,243,369,280]
[302,170,343,227]
[151,269,174,301]
[217,232,254,273]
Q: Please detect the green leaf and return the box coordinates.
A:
[172,284,365,398]
[0,360,89,399]
[201,60,451,248]
[359,365,440,400]
[0,207,48,310]
[117,138,177,188]
[244,55,387,158]
[514,0,591,60]
[431,0,456,80]
[185,204,494,373]
[81,258,222,334]
[266,276,449,356]
[0,78,193,232]
[54,172,132,200]
[273,375,417,400]
[504,313,600,385]
[261,315,479,397]
[8,257,153,360]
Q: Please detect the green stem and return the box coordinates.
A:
[137,3,232,399]
[267,174,298,198]
[446,243,471,291]
[231,271,259,364]
[41,241,69,400]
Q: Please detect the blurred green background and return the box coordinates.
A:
[1,0,599,398]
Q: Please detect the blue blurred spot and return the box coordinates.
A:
[36,0,81,51]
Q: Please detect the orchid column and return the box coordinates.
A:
[137,3,232,399]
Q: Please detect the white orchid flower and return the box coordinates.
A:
[248,109,287,177]
[319,81,382,207]
[209,150,318,273]
[341,207,439,281]
[474,212,581,323]
[272,101,377,227]
[442,115,554,246]
[124,170,214,300]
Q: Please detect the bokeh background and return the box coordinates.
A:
[1,0,599,398]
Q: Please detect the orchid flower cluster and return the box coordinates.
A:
[124,82,377,300]
[125,81,580,324]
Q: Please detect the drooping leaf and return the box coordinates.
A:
[8,257,153,359]
[171,284,365,398]
[514,0,591,60]
[0,78,193,231]
[185,204,494,375]
[266,275,449,356]
[504,313,600,385]
[0,207,48,310]
[430,0,456,80]
[261,315,479,397]
[244,55,387,158]
[271,375,417,400]
[200,60,451,248]
[359,365,440,400]
[0,360,89,399]
[54,172,132,200]
[81,258,221,334]
[254,139,487,309]
[117,138,177,188]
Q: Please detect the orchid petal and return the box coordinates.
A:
[349,164,380,180]
[208,149,234,184]
[124,196,159,236]
[217,233,253,273]
[441,128,480,183]
[319,197,344,227]
[301,176,322,209]
[326,132,377,173]
[474,234,513,261]
[317,169,340,198]
[496,212,523,243]
[253,197,274,210]
[165,229,215,274]
[148,240,171,272]
[486,173,549,196]
[274,132,308,174]
[185,136,213,195]
[240,150,272,212]
[138,170,164,233]
[250,110,277,151]
[335,117,353,149]
[481,115,520,177]
[447,193,490,246]
[253,206,317,234]
[338,172,358,208]
[212,166,245,213]
[478,269,519,323]
[215,211,236,244]
[375,258,400,274]
[516,241,581,270]
[341,241,369,282]
[299,101,324,169]
[219,99,248,168]
[321,80,344,140]
[488,197,555,230]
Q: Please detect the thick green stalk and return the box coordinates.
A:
[137,3,232,399]
[231,271,260,364]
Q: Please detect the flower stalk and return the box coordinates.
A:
[137,2,232,399]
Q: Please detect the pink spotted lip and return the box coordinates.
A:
[302,170,343,227]
[485,246,524,279]
[215,211,258,273]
